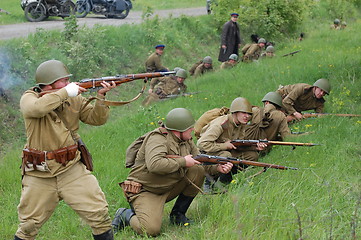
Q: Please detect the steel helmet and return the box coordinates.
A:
[334,18,340,24]
[173,67,181,72]
[203,56,213,64]
[230,97,252,114]
[262,92,283,107]
[35,60,72,86]
[258,38,266,44]
[229,54,238,61]
[341,21,347,26]
[175,69,188,79]
[164,108,195,132]
[313,78,331,94]
[266,46,275,53]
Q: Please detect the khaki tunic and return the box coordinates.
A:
[243,43,262,62]
[16,88,111,239]
[126,128,218,236]
[220,61,237,69]
[277,83,325,115]
[251,104,290,141]
[197,114,259,161]
[194,63,213,77]
[145,52,167,72]
[142,76,187,106]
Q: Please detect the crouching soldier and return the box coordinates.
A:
[112,108,232,236]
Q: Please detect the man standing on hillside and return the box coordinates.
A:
[145,44,169,72]
[14,60,116,240]
[142,68,188,106]
[218,13,243,62]
[111,108,232,236]
[277,78,331,122]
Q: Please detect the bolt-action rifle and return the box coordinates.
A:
[163,92,201,99]
[302,113,361,118]
[230,139,320,148]
[193,154,297,170]
[38,71,176,106]
[282,50,301,57]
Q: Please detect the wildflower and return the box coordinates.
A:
[248,181,254,186]
[184,223,189,226]
[204,98,208,100]
[356,121,361,124]
[293,126,299,130]
[318,64,322,67]
[231,179,237,184]
[305,124,312,128]
[310,163,316,167]
[150,122,154,125]
[161,117,165,120]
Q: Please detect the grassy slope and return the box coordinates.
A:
[0,0,204,25]
[1,19,361,240]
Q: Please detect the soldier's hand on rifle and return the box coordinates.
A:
[98,81,116,96]
[216,162,233,174]
[293,112,304,121]
[225,140,237,150]
[184,155,201,168]
[255,141,268,151]
[65,82,87,97]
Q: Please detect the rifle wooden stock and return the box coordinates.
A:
[39,71,176,96]
[230,139,320,147]
[193,154,297,170]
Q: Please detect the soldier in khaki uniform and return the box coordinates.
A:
[330,18,341,30]
[242,38,266,62]
[142,69,188,106]
[261,45,276,58]
[197,97,267,184]
[277,78,331,122]
[252,92,290,143]
[111,108,232,236]
[145,44,169,72]
[14,60,116,240]
[194,56,213,77]
[220,54,238,69]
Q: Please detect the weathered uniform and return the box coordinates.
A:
[125,128,218,236]
[218,20,242,62]
[194,63,213,77]
[142,76,187,106]
[16,88,112,239]
[330,24,340,30]
[145,52,167,72]
[242,43,262,62]
[251,104,290,141]
[220,61,237,69]
[197,114,259,162]
[277,83,325,115]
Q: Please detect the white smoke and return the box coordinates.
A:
[0,48,24,91]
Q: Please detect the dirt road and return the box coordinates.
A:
[0,7,206,41]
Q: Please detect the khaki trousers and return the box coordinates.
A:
[15,162,111,239]
[128,165,205,236]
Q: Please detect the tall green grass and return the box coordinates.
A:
[1,16,360,240]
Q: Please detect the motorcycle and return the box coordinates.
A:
[75,0,132,19]
[21,0,76,22]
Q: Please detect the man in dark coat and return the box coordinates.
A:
[218,13,243,62]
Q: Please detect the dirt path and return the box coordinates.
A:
[0,7,206,41]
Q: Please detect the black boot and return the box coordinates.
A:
[111,208,135,234]
[14,236,24,240]
[92,229,114,240]
[170,193,195,226]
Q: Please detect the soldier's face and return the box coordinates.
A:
[177,77,185,83]
[314,87,326,99]
[204,63,212,68]
[156,48,164,55]
[235,112,251,124]
[180,128,194,141]
[231,16,238,22]
[51,77,70,89]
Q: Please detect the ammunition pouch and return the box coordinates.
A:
[119,181,142,200]
[77,139,93,172]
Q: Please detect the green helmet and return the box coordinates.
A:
[341,21,347,26]
[334,18,340,24]
[313,78,331,94]
[230,97,252,114]
[266,46,275,53]
[229,54,238,61]
[262,92,283,107]
[35,60,72,86]
[175,69,187,79]
[258,38,266,44]
[203,56,212,64]
[164,108,195,132]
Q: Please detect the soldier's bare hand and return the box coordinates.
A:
[217,162,233,174]
[184,155,200,168]
[256,141,267,151]
[293,112,303,120]
[225,140,237,150]
[98,81,116,96]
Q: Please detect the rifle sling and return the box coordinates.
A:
[82,83,146,109]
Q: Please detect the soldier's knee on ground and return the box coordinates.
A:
[133,219,161,237]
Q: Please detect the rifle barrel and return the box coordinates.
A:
[231,139,320,147]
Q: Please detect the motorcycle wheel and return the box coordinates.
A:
[24,2,47,22]
[105,7,130,19]
[75,1,90,18]
[60,0,76,18]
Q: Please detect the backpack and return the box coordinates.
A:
[189,60,203,76]
[194,106,230,139]
[241,43,251,55]
[125,127,168,168]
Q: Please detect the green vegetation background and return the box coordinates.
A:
[0,0,360,239]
